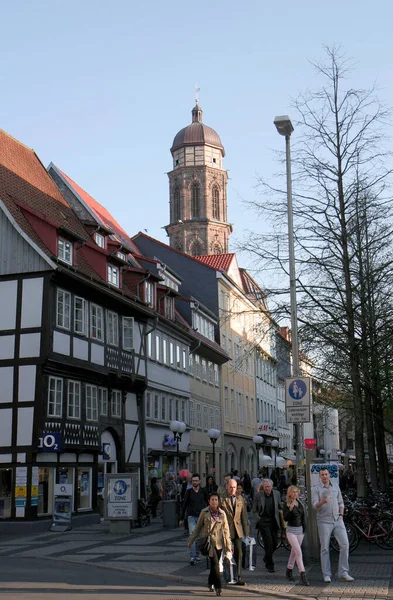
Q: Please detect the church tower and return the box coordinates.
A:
[165,104,232,256]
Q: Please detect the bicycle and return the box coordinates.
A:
[330,503,393,552]
[257,527,291,551]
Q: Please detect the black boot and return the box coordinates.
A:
[286,568,294,581]
[300,572,310,586]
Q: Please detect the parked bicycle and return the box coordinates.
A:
[330,501,393,552]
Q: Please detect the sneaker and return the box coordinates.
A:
[323,576,331,583]
[195,557,202,563]
[340,574,354,582]
[190,559,196,566]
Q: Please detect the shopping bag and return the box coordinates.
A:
[223,556,238,584]
[241,536,257,570]
[219,553,224,573]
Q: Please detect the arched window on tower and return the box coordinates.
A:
[190,239,203,256]
[191,183,200,218]
[212,186,220,220]
[174,186,181,221]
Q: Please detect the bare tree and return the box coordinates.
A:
[240,46,393,496]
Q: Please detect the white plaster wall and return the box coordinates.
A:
[0,408,12,446]
[0,366,13,403]
[125,423,140,463]
[0,335,15,359]
[125,392,137,420]
[78,453,94,462]
[73,337,89,361]
[91,343,104,365]
[17,406,34,445]
[0,280,17,330]
[18,365,36,402]
[0,454,12,463]
[19,333,41,358]
[21,278,43,328]
[59,453,77,462]
[53,331,70,355]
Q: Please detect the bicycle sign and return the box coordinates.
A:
[285,377,311,423]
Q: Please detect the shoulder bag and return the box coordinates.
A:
[197,519,219,556]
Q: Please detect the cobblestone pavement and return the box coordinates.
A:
[0,519,393,600]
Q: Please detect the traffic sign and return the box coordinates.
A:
[285,377,311,423]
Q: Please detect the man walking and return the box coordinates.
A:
[217,473,232,498]
[253,478,283,573]
[312,468,354,583]
[179,473,207,565]
[220,478,249,585]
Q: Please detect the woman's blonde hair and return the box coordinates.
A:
[286,485,300,501]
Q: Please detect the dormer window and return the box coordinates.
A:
[108,264,119,287]
[145,281,155,308]
[117,251,126,261]
[164,296,174,320]
[94,232,105,248]
[58,237,73,265]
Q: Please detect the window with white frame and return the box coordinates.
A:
[189,353,194,375]
[161,395,167,421]
[215,408,220,431]
[56,289,71,330]
[111,389,122,418]
[74,296,88,336]
[195,355,201,379]
[58,237,73,265]
[214,364,219,386]
[175,397,179,420]
[48,376,63,417]
[153,393,159,420]
[169,342,174,366]
[189,400,195,427]
[163,339,168,364]
[181,399,186,422]
[203,405,208,430]
[231,389,235,423]
[182,348,187,370]
[90,304,103,341]
[164,296,174,320]
[245,395,249,427]
[107,311,119,346]
[224,387,229,422]
[122,317,134,351]
[86,385,98,421]
[94,232,105,248]
[146,391,151,418]
[99,387,108,416]
[168,397,173,421]
[196,403,202,428]
[176,345,181,368]
[145,281,154,307]
[155,334,161,362]
[117,251,126,261]
[107,264,119,287]
[67,380,81,419]
[202,359,207,381]
[208,361,214,384]
[147,332,153,357]
[209,407,214,429]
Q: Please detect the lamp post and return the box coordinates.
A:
[170,420,187,473]
[253,435,264,475]
[274,115,304,483]
[207,428,221,475]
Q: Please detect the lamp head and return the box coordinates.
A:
[271,439,279,448]
[207,428,221,441]
[274,115,294,137]
[170,420,181,433]
[253,435,264,445]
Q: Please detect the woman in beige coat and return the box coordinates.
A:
[188,492,232,596]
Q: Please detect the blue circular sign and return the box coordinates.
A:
[113,480,127,495]
[288,379,307,401]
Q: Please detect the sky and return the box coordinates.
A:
[1,0,393,285]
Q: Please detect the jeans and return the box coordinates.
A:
[208,547,222,591]
[317,519,349,577]
[188,515,199,560]
[258,520,278,569]
[286,532,305,572]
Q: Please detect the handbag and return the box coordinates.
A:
[197,520,218,556]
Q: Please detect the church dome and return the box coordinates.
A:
[171,105,225,156]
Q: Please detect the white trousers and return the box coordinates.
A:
[317,519,349,577]
[286,532,305,572]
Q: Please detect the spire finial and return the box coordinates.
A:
[195,83,200,104]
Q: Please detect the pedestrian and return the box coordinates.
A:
[149,477,162,519]
[217,472,232,498]
[283,485,309,585]
[220,478,249,585]
[188,492,232,596]
[205,475,218,494]
[242,471,252,495]
[181,474,192,534]
[311,468,354,583]
[179,473,208,565]
[252,478,283,573]
[251,474,262,498]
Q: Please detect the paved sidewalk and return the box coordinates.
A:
[0,518,392,600]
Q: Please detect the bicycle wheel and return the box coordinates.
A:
[372,517,393,549]
[257,528,281,550]
[330,523,359,553]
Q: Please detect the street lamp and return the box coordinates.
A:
[170,420,187,472]
[271,439,279,469]
[274,115,304,483]
[319,448,326,460]
[253,435,264,474]
[207,428,221,475]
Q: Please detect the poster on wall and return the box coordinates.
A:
[105,474,137,520]
[309,462,340,487]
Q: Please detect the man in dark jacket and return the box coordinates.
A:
[252,478,283,573]
[179,473,208,565]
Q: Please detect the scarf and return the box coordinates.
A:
[209,508,220,522]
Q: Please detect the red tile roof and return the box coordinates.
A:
[194,253,235,272]
[56,167,141,255]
